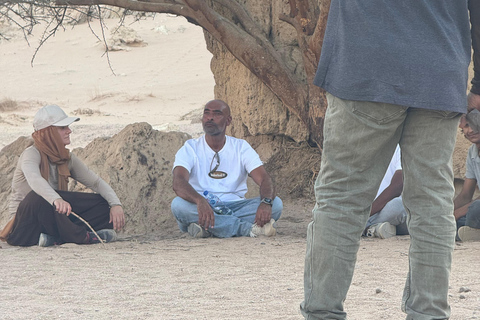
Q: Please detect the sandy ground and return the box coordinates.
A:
[1,14,480,320]
[1,227,480,320]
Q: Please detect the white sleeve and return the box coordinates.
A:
[173,142,197,173]
[241,140,263,173]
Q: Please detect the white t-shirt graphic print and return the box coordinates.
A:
[173,135,263,202]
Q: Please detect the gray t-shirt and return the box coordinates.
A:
[315,0,471,112]
[465,144,480,189]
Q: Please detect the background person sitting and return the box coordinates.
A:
[364,145,408,239]
[453,111,480,241]
[4,105,125,247]
[171,99,283,238]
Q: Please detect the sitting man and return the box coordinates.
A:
[171,99,283,238]
[363,145,409,239]
[453,111,480,241]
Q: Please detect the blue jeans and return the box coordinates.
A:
[171,196,283,238]
[456,199,480,230]
[301,94,459,320]
[366,197,409,235]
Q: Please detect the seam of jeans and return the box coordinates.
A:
[352,105,406,124]
[304,221,315,309]
[401,270,411,313]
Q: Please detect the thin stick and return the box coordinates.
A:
[70,212,106,247]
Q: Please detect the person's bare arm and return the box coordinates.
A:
[370,170,403,216]
[172,166,214,229]
[249,166,275,227]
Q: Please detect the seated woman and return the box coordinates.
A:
[5,104,125,247]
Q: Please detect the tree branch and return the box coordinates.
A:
[56,0,191,16]
[31,5,67,66]
[183,0,308,120]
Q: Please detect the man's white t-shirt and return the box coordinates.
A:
[173,135,263,202]
[376,145,402,199]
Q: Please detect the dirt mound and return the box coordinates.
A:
[107,25,147,51]
[0,136,34,227]
[256,138,320,200]
[71,122,189,237]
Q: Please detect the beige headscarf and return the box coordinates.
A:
[32,126,71,191]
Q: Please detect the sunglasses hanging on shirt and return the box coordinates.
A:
[208,152,227,179]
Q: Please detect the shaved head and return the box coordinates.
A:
[205,100,231,117]
[202,99,232,137]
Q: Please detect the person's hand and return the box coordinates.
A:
[110,205,125,231]
[53,198,72,215]
[468,92,480,112]
[197,199,215,230]
[254,203,272,227]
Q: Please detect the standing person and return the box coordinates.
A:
[454,112,480,242]
[301,2,480,320]
[4,104,125,247]
[171,99,282,238]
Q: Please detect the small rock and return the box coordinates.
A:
[375,288,382,294]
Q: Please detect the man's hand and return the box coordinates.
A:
[254,203,272,227]
[197,199,215,230]
[110,205,125,231]
[173,166,215,230]
[53,198,72,215]
[468,92,480,112]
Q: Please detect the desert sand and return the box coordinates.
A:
[1,14,479,320]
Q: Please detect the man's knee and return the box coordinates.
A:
[171,197,185,217]
[466,200,480,228]
[468,200,480,214]
[171,197,198,218]
[272,197,283,220]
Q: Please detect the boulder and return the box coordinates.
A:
[71,122,188,236]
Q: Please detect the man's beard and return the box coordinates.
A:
[203,122,221,135]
